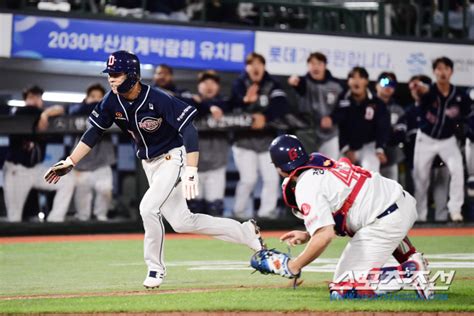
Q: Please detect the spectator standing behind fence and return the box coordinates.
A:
[185,70,230,216]
[411,57,470,222]
[3,85,74,222]
[287,52,343,158]
[231,52,289,219]
[152,64,192,99]
[331,67,390,172]
[375,72,406,181]
[68,84,115,221]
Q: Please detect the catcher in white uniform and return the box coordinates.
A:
[251,134,432,299]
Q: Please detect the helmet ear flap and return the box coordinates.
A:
[117,73,139,94]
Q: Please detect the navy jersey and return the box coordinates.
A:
[332,89,390,152]
[88,84,197,160]
[418,84,470,139]
[6,106,47,167]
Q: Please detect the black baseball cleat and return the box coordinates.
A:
[250,219,267,250]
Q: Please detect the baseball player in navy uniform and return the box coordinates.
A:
[466,87,474,198]
[375,72,406,182]
[332,67,390,172]
[250,135,432,299]
[68,84,115,221]
[287,52,343,158]
[410,57,470,222]
[152,64,192,99]
[230,52,289,219]
[4,85,74,222]
[184,70,230,216]
[44,51,265,288]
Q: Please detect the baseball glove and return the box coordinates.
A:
[250,249,300,279]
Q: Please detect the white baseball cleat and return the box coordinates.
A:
[249,219,267,251]
[143,271,164,289]
[450,212,463,222]
[408,252,434,300]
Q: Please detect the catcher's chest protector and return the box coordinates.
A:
[282,158,371,236]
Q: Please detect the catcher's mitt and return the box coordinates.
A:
[250,248,300,279]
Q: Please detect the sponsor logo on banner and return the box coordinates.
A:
[406,52,428,75]
[255,31,474,85]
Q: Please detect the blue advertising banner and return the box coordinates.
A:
[11,15,254,71]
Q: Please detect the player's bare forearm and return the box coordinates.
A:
[43,105,65,117]
[288,225,335,274]
[186,151,199,168]
[69,141,92,165]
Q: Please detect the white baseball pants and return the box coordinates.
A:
[72,165,113,221]
[353,142,380,172]
[3,161,75,222]
[198,167,226,202]
[333,192,417,281]
[319,136,340,160]
[232,146,280,219]
[413,131,464,221]
[140,146,262,274]
[466,139,474,187]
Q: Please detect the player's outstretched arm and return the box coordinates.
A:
[181,123,200,200]
[44,141,92,184]
[287,225,335,275]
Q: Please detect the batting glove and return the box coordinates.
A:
[44,156,75,184]
[250,249,300,279]
[182,166,199,200]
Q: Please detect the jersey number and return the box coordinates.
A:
[330,166,359,187]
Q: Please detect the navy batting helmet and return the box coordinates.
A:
[269,134,309,173]
[102,50,140,94]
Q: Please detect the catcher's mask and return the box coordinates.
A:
[281,153,336,218]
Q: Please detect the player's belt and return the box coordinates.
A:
[376,191,405,219]
[376,203,398,219]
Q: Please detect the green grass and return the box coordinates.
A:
[0,235,473,313]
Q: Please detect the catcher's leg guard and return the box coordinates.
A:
[392,236,417,264]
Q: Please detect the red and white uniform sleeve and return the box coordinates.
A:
[295,173,335,236]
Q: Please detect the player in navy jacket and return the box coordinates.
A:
[230,52,289,219]
[410,57,470,222]
[331,67,390,172]
[44,51,265,289]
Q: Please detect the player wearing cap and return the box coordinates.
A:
[44,51,265,289]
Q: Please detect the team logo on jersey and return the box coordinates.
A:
[115,112,126,120]
[149,103,154,110]
[139,117,162,132]
[301,203,311,216]
[365,106,375,120]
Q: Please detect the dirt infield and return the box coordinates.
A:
[7,312,474,316]
[0,227,472,244]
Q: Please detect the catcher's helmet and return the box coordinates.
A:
[102,50,140,94]
[269,134,309,173]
